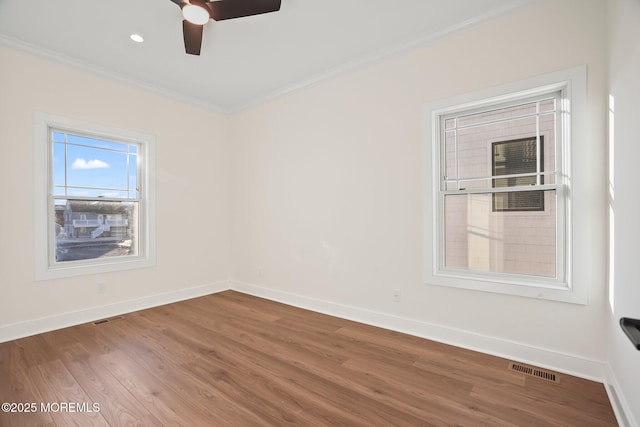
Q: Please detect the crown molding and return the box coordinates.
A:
[0,34,227,115]
[1,0,540,116]
[229,0,541,114]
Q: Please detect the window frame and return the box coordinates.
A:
[34,113,156,280]
[423,66,587,304]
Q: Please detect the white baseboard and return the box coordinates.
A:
[604,363,637,427]
[231,280,607,382]
[0,278,608,383]
[0,280,231,343]
[2,279,629,425]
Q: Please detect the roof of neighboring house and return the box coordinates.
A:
[66,200,129,214]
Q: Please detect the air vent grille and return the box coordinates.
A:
[93,316,124,325]
[508,362,559,383]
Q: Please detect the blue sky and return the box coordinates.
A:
[52,132,137,199]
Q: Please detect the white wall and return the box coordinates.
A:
[3,0,634,420]
[230,0,608,366]
[0,47,230,336]
[607,0,640,423]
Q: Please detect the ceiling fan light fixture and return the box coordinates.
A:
[170,0,281,55]
[182,4,210,25]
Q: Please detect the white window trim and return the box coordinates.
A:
[423,65,587,304]
[34,113,156,280]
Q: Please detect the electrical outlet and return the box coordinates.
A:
[392,288,401,303]
[97,282,106,294]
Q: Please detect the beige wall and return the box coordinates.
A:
[0,47,231,329]
[607,0,640,422]
[230,0,608,361]
[3,0,633,415]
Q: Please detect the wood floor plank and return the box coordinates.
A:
[141,307,376,425]
[57,342,165,427]
[0,351,55,427]
[27,359,109,427]
[98,319,282,426]
[98,349,227,426]
[180,340,365,426]
[149,299,504,426]
[412,351,527,387]
[0,290,618,426]
[147,303,430,425]
[8,335,58,369]
[469,382,610,427]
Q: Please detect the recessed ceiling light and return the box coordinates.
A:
[130,33,144,43]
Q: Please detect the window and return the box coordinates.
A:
[423,66,587,304]
[35,114,156,280]
[492,137,544,212]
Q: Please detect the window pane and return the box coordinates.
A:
[457,102,537,128]
[52,130,138,200]
[446,178,494,191]
[128,153,138,193]
[52,131,66,143]
[66,145,129,191]
[539,98,556,113]
[65,188,133,198]
[455,115,539,183]
[53,186,66,196]
[444,101,557,186]
[444,191,557,277]
[493,191,545,212]
[54,199,138,262]
[492,137,544,211]
[444,130,456,181]
[52,142,66,187]
[67,134,129,152]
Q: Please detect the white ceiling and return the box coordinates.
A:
[0,0,536,113]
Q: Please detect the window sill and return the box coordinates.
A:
[425,270,586,305]
[35,255,156,281]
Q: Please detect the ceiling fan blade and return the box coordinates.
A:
[206,0,281,21]
[182,20,203,55]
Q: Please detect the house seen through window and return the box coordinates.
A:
[492,136,544,212]
[53,131,140,263]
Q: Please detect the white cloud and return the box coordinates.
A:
[72,158,109,169]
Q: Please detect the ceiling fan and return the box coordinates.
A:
[169,0,281,55]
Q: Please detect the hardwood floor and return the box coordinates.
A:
[0,291,617,426]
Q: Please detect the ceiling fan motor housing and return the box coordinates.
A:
[171,0,282,55]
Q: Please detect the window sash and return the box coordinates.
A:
[51,128,139,201]
[48,127,146,268]
[439,92,559,190]
[436,187,567,286]
[441,183,560,196]
[434,87,567,287]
